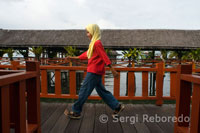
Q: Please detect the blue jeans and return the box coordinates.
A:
[72,72,119,114]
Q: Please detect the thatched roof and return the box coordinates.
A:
[0,29,200,50]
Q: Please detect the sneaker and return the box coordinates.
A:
[112,104,125,117]
[64,109,81,119]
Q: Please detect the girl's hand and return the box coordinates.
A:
[109,65,119,78]
[111,69,119,78]
[66,56,79,61]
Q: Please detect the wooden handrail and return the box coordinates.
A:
[0,61,175,103]
[174,64,200,133]
[0,61,41,133]
[3,60,200,104]
[0,72,37,86]
[181,74,200,84]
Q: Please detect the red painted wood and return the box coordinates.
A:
[170,72,177,98]
[113,71,120,97]
[128,72,135,96]
[156,62,164,106]
[26,61,41,133]
[142,72,148,97]
[174,64,192,133]
[190,83,200,133]
[0,85,10,133]
[69,70,76,96]
[41,70,47,94]
[55,70,61,95]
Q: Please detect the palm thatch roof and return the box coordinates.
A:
[0,29,200,50]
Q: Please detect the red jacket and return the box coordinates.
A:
[79,40,111,75]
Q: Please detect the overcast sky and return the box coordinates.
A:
[0,0,200,30]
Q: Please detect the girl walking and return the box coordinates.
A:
[64,24,124,119]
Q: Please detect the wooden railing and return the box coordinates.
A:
[1,61,200,106]
[39,63,165,105]
[174,64,200,133]
[0,61,41,133]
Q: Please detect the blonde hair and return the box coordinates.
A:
[86,24,101,59]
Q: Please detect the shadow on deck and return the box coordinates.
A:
[41,103,175,133]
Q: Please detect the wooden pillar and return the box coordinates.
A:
[26,61,41,133]
[142,72,148,97]
[156,62,164,106]
[102,75,105,85]
[190,83,200,133]
[11,61,20,70]
[0,85,10,133]
[14,81,26,133]
[69,70,76,96]
[55,69,61,95]
[170,72,177,98]
[41,70,48,95]
[174,64,192,132]
[113,71,120,98]
[128,71,135,97]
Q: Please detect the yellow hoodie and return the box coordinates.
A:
[86,24,101,59]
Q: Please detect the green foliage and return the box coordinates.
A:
[105,49,112,56]
[0,49,6,57]
[187,48,200,62]
[64,46,80,57]
[169,50,189,60]
[122,48,143,62]
[160,50,168,61]
[4,48,15,61]
[169,49,200,62]
[145,51,154,59]
[30,46,43,60]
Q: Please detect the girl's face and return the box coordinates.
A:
[86,30,92,40]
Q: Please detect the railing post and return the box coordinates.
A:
[55,69,61,95]
[69,70,76,97]
[0,85,10,133]
[41,69,48,95]
[127,71,135,97]
[26,61,41,133]
[102,75,105,85]
[156,62,164,106]
[142,71,148,97]
[190,83,200,133]
[113,71,120,98]
[170,71,177,98]
[11,61,20,70]
[14,81,26,133]
[174,64,192,133]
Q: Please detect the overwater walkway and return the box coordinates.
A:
[41,102,175,133]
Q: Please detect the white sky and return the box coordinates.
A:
[0,0,200,29]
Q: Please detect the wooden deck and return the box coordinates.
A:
[41,102,176,133]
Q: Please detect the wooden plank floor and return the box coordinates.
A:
[41,102,176,133]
